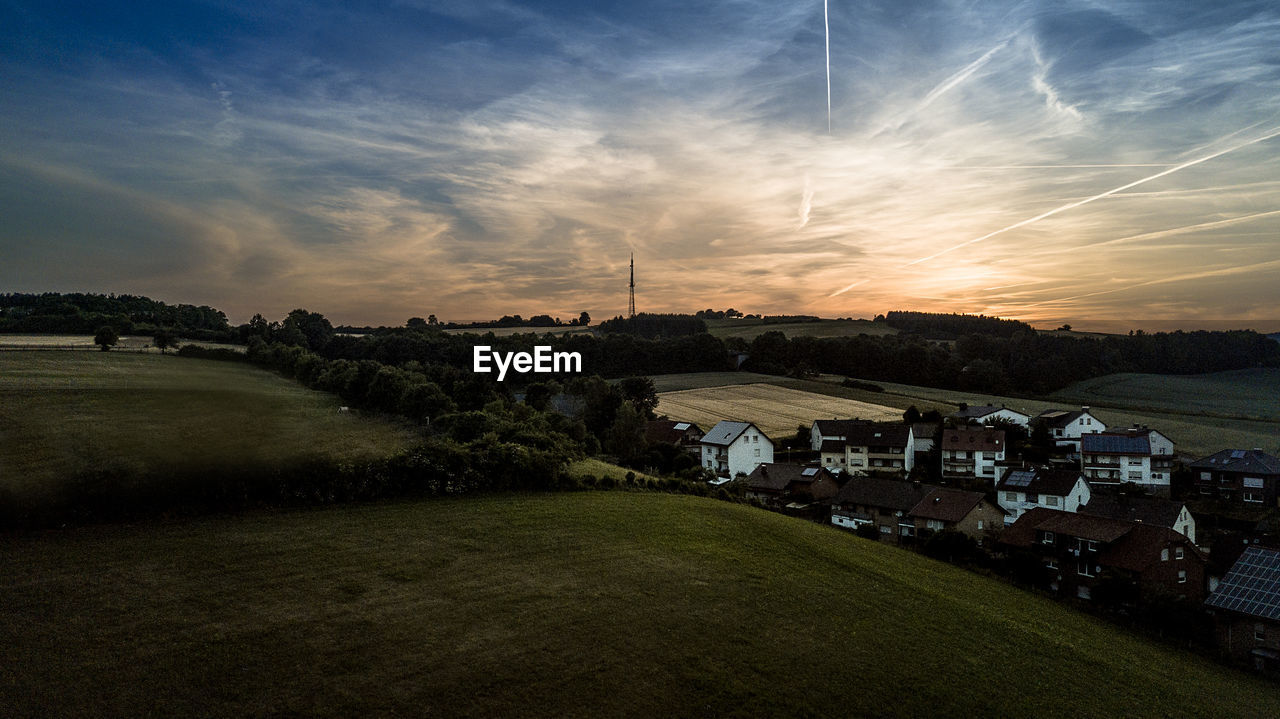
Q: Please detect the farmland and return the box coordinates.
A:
[704,317,896,341]
[442,325,593,337]
[1052,369,1280,422]
[0,352,416,507]
[656,382,904,437]
[2,491,1274,718]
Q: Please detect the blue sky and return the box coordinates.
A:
[2,0,1279,329]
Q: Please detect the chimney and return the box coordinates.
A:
[1081,405,1090,413]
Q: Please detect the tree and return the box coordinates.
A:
[94,326,118,352]
[282,309,335,352]
[153,329,178,354]
[578,311,590,327]
[618,376,658,419]
[406,317,428,330]
[606,402,648,465]
[903,405,922,424]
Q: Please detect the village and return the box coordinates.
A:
[648,404,1280,676]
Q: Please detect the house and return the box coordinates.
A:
[907,487,1006,545]
[1079,494,1196,545]
[1000,507,1206,603]
[1205,547,1280,676]
[744,463,839,506]
[809,418,871,452]
[1080,427,1175,496]
[1031,406,1106,453]
[911,422,939,466]
[996,467,1092,525]
[940,427,1006,483]
[700,421,773,482]
[1189,449,1280,507]
[819,439,849,473]
[645,419,704,455]
[950,404,1030,428]
[830,477,931,543]
[843,423,915,476]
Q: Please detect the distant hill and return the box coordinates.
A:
[3,492,1275,716]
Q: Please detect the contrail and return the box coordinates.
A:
[824,0,831,133]
[917,40,1008,112]
[899,125,1280,269]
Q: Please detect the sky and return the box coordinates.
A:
[2,1,1279,330]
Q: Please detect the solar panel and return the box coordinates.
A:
[801,468,819,476]
[1207,547,1280,620]
[1004,471,1034,487]
[673,422,690,431]
[1231,450,1247,459]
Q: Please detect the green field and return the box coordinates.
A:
[644,370,1280,456]
[0,352,416,504]
[1,492,1274,717]
[704,317,897,341]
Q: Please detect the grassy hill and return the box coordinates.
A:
[2,492,1274,717]
[0,352,416,507]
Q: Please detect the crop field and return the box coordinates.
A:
[1052,369,1280,422]
[829,375,1280,457]
[704,317,896,341]
[2,491,1274,718]
[656,382,903,437]
[0,352,416,506]
[0,334,244,352]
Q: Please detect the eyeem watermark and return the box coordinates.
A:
[473,345,582,381]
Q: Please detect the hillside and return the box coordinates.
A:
[704,317,896,341]
[0,352,416,508]
[2,492,1275,718]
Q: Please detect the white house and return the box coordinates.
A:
[1081,427,1175,497]
[1032,406,1107,453]
[996,468,1092,525]
[940,427,1006,483]
[701,421,773,482]
[951,404,1030,428]
[810,418,869,452]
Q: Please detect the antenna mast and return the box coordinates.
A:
[628,253,636,318]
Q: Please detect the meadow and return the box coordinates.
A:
[656,382,906,437]
[0,352,416,506]
[2,491,1275,718]
[442,325,593,337]
[1052,368,1280,422]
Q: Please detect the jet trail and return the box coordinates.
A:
[899,125,1280,269]
[824,0,831,133]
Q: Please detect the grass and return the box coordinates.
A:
[0,352,417,504]
[656,383,904,438]
[1052,369,1280,423]
[567,458,664,483]
[704,317,897,341]
[1,491,1275,718]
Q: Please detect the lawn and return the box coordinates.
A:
[0,352,417,505]
[1,492,1275,718]
[656,382,904,438]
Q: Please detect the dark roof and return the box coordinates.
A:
[1000,507,1133,546]
[701,421,761,446]
[1206,547,1280,620]
[812,418,872,437]
[746,463,834,493]
[1190,449,1280,476]
[819,439,846,454]
[834,477,932,513]
[997,467,1086,497]
[844,423,912,449]
[1001,508,1201,571]
[645,419,703,445]
[908,487,989,523]
[942,427,1005,452]
[1082,432,1151,455]
[1079,495,1185,529]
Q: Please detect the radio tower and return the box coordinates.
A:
[628,253,636,318]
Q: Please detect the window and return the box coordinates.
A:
[706,460,712,468]
[1041,531,1055,545]
[1026,494,1038,505]
[1257,624,1267,642]
[977,520,984,530]
[1045,495,1060,507]
[1245,492,1263,504]
[1077,586,1091,600]
[1175,547,1185,560]
[1161,548,1169,561]
[1046,559,1058,570]
[1077,559,1095,577]
[1004,492,1017,502]
[1200,471,1211,481]
[926,519,944,531]
[753,448,760,457]
[825,457,832,464]
[900,525,915,537]
[753,435,759,443]
[1177,570,1187,584]
[879,525,891,535]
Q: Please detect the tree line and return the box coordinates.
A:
[0,292,234,340]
